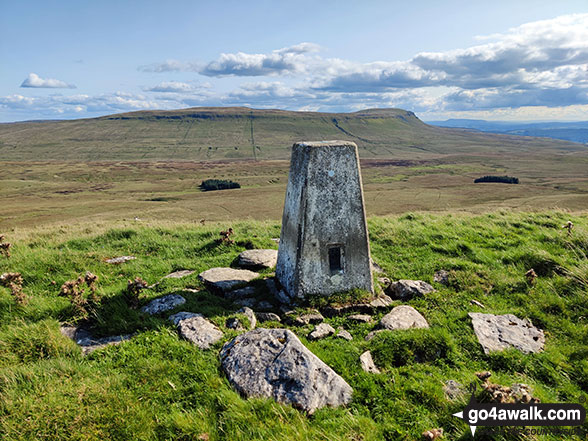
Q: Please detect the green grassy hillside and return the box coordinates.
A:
[0,212,586,440]
[0,107,584,161]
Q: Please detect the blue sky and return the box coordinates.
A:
[1,0,588,122]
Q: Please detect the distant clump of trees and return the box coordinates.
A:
[474,175,519,184]
[200,179,241,191]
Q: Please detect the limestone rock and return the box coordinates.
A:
[141,294,186,315]
[308,323,335,340]
[336,328,353,341]
[60,326,130,355]
[225,286,256,300]
[371,260,385,274]
[380,305,429,331]
[321,294,392,317]
[348,314,372,323]
[164,269,195,279]
[256,312,281,323]
[360,351,380,374]
[177,315,223,349]
[237,307,257,329]
[226,317,245,331]
[238,249,278,269]
[433,270,450,286]
[468,312,545,354]
[275,289,292,305]
[386,280,435,300]
[293,312,324,326]
[257,301,274,311]
[365,329,386,341]
[169,311,200,326]
[220,328,353,413]
[233,297,258,308]
[199,267,258,292]
[104,256,136,264]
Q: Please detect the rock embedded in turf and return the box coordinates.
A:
[198,267,259,293]
[220,328,353,414]
[256,312,281,323]
[379,305,429,331]
[104,256,136,264]
[348,314,373,323]
[320,294,393,317]
[177,315,223,350]
[386,280,435,300]
[60,326,131,355]
[224,285,256,300]
[237,249,278,269]
[336,328,353,341]
[226,317,245,331]
[468,312,545,354]
[293,312,324,326]
[233,297,258,308]
[433,270,450,286]
[141,294,186,315]
[237,306,257,329]
[360,351,380,374]
[443,380,465,401]
[169,311,200,326]
[308,323,335,340]
[163,269,195,279]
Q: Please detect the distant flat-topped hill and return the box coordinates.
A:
[0,107,584,161]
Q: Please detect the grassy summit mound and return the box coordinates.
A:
[0,211,586,440]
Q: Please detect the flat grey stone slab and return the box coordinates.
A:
[104,256,136,264]
[293,312,324,326]
[336,328,353,341]
[380,305,429,331]
[433,270,450,286]
[225,286,256,300]
[238,249,278,269]
[387,280,435,300]
[233,297,258,308]
[199,267,259,292]
[256,312,281,323]
[220,328,352,414]
[320,294,393,317]
[168,311,200,326]
[141,294,186,315]
[308,323,335,340]
[60,326,130,355]
[468,312,545,354]
[177,315,223,349]
[348,314,372,323]
[164,270,195,279]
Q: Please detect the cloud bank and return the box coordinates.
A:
[20,73,76,89]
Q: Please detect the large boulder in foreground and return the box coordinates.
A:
[469,312,545,354]
[220,328,352,414]
[199,267,258,292]
[237,249,278,269]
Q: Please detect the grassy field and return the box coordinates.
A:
[0,211,586,440]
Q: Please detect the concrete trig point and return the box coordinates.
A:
[276,141,374,300]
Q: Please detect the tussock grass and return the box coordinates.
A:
[0,211,586,440]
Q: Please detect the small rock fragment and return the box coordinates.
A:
[141,294,186,315]
[169,311,200,326]
[422,428,443,440]
[225,286,256,300]
[443,380,465,401]
[237,307,257,329]
[360,351,380,374]
[256,312,281,323]
[226,317,245,331]
[386,280,435,300]
[336,328,353,341]
[105,256,136,264]
[294,312,324,326]
[470,299,485,308]
[177,315,223,350]
[380,305,429,331]
[308,323,335,340]
[348,314,372,323]
[433,270,450,286]
[163,269,195,279]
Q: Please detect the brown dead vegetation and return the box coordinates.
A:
[0,272,27,305]
[59,271,100,319]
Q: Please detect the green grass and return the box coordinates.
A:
[0,212,587,440]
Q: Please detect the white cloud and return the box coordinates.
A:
[138,60,201,73]
[20,73,76,89]
[143,81,204,93]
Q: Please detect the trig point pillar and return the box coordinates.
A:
[276,141,374,300]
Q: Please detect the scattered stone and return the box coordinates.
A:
[422,428,443,440]
[169,311,200,326]
[470,299,485,308]
[220,328,353,414]
[279,305,296,315]
[177,315,223,350]
[237,249,278,269]
[270,238,280,243]
[336,328,353,341]
[105,256,136,264]
[443,380,465,401]
[308,323,335,340]
[433,270,450,286]
[256,312,281,323]
[198,267,259,293]
[226,317,245,331]
[348,314,372,323]
[224,286,256,300]
[377,276,391,287]
[141,294,186,315]
[237,307,257,329]
[476,371,492,381]
[386,280,435,300]
[164,269,195,279]
[293,312,324,326]
[233,297,258,308]
[468,312,545,354]
[60,326,130,355]
[360,351,380,374]
[380,305,429,331]
[257,301,274,310]
[365,329,386,341]
[265,278,278,296]
[320,294,393,317]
